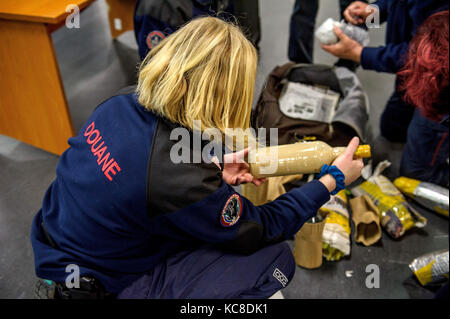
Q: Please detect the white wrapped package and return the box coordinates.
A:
[315,18,342,45]
[315,18,370,46]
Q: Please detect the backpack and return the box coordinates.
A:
[251,63,370,147]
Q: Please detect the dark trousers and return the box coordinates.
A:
[380,89,416,143]
[234,0,261,50]
[288,0,367,70]
[400,109,449,187]
[117,242,295,299]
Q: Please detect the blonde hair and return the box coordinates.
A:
[136,17,258,150]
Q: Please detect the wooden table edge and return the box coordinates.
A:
[0,0,95,25]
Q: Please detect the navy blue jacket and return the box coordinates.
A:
[30,92,330,294]
[361,0,448,73]
[134,0,234,60]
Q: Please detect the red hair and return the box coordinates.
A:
[398,10,449,122]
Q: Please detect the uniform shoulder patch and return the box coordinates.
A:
[146,31,165,49]
[220,194,242,227]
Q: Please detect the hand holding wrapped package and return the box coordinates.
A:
[315,18,370,46]
[319,190,351,261]
[409,250,449,286]
[394,177,449,218]
[351,161,427,239]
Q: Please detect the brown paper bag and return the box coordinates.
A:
[241,174,303,206]
[349,195,382,246]
[293,219,326,269]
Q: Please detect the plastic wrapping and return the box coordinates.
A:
[248,141,371,178]
[340,22,370,46]
[351,161,427,239]
[319,190,351,261]
[394,177,449,218]
[315,18,370,46]
[409,250,449,286]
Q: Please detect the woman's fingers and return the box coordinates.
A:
[344,8,360,25]
[235,173,253,185]
[237,148,250,159]
[234,174,266,187]
[354,158,365,170]
[344,136,360,158]
[252,177,267,187]
[333,26,348,41]
[225,148,250,164]
[345,2,371,25]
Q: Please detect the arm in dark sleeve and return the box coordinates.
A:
[360,42,410,73]
[362,0,449,73]
[230,180,331,253]
[242,180,330,242]
[146,117,330,254]
[163,179,330,255]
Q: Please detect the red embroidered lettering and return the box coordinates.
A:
[93,145,106,162]
[104,161,121,181]
[98,152,114,171]
[86,130,100,145]
[83,123,121,181]
[84,122,95,136]
[91,139,104,153]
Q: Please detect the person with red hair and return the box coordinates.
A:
[398,10,449,187]
[322,0,448,143]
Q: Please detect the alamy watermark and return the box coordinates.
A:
[65,264,80,288]
[66,4,80,29]
[365,264,380,289]
[365,5,380,29]
[167,120,280,174]
[63,3,380,31]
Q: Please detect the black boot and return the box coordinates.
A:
[34,279,56,299]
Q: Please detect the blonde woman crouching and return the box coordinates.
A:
[31,17,363,299]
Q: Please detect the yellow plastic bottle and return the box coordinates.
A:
[248,141,371,178]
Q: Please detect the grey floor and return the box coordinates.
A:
[0,0,448,299]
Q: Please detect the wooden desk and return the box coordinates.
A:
[0,0,94,155]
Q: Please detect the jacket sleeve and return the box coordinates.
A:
[360,42,410,73]
[373,0,389,24]
[162,179,330,255]
[362,0,449,73]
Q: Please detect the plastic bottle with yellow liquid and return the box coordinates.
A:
[248,141,371,178]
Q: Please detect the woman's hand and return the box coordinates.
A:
[218,148,267,187]
[343,1,376,25]
[333,136,364,185]
[321,26,363,63]
[319,137,364,193]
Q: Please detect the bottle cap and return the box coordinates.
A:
[307,213,324,224]
[393,177,420,196]
[354,145,371,158]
